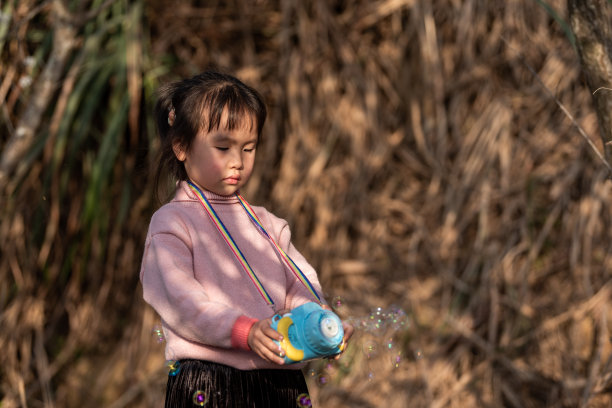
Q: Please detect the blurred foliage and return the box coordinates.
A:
[0,0,161,405]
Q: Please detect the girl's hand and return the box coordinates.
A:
[321,304,354,360]
[326,320,354,360]
[247,310,289,365]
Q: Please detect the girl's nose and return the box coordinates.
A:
[229,150,243,169]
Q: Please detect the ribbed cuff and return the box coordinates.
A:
[231,316,258,351]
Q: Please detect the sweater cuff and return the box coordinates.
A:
[231,316,258,350]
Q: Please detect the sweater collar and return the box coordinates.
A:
[177,180,240,204]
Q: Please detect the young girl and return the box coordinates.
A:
[140,70,352,407]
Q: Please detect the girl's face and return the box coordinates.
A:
[173,111,258,196]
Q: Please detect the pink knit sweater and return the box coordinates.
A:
[140,181,325,370]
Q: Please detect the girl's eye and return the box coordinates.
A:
[216,147,229,151]
[244,148,255,153]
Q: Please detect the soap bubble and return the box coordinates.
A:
[307,302,411,385]
[316,374,329,387]
[364,306,394,335]
[296,393,312,407]
[331,296,345,313]
[388,307,409,330]
[357,318,370,331]
[152,325,165,343]
[391,351,403,369]
[166,360,181,376]
[363,318,381,334]
[362,340,379,359]
[391,311,408,330]
[324,361,338,377]
[192,390,208,406]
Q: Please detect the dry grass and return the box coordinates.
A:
[2,0,612,407]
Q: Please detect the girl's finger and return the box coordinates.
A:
[343,323,354,340]
[261,342,285,365]
[264,325,284,341]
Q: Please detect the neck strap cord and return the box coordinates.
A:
[187,181,322,307]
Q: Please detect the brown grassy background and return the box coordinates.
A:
[2,0,612,407]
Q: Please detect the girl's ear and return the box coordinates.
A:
[172,141,187,161]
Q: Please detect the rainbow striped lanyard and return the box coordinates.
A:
[187,181,322,309]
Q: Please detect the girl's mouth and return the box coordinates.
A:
[224,176,240,185]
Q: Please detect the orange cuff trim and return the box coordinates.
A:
[231,316,258,351]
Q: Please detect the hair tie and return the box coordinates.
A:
[168,107,176,126]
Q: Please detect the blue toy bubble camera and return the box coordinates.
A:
[270,302,345,364]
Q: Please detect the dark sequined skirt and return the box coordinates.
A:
[164,359,311,407]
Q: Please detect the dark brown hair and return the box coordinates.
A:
[153,70,267,202]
